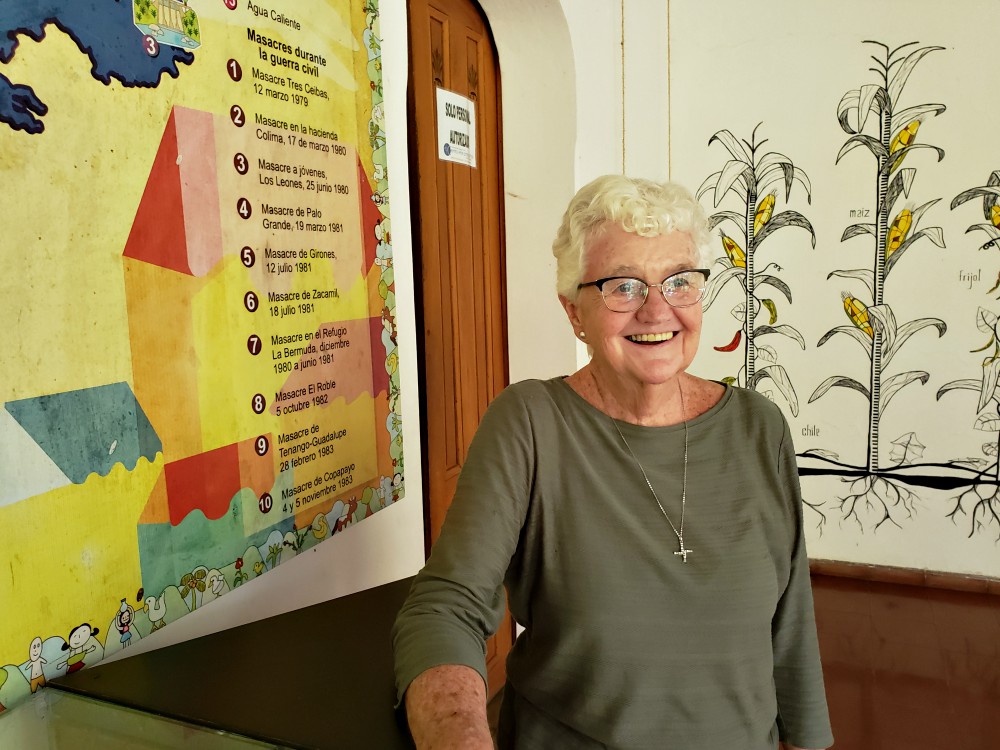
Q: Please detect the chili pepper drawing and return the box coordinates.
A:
[714,330,742,352]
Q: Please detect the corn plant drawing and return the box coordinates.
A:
[802,41,949,531]
[933,176,1000,538]
[697,124,814,417]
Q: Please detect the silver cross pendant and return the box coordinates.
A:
[674,536,692,563]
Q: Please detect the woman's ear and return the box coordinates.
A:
[559,294,583,333]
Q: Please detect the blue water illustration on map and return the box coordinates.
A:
[0,0,197,134]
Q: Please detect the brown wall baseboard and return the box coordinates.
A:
[809,558,1000,596]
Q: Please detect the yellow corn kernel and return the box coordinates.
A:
[720,232,746,268]
[886,209,912,258]
[991,205,1000,229]
[754,191,776,235]
[842,292,874,338]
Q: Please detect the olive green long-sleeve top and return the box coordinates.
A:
[393,378,833,749]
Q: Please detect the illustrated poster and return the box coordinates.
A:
[0,0,402,709]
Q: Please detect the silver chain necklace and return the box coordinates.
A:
[597,376,692,563]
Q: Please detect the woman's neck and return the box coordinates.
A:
[572,364,688,427]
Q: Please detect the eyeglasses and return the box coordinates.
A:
[577,269,711,312]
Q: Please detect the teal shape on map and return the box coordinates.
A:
[5,383,161,482]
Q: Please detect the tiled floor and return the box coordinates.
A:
[812,574,1000,750]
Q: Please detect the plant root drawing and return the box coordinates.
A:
[836,474,918,532]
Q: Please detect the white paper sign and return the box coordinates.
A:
[436,87,477,167]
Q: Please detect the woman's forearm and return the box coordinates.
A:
[404,664,494,750]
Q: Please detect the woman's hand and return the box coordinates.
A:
[405,664,494,750]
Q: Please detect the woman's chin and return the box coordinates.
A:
[623,363,689,387]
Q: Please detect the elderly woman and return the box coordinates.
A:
[393,175,833,750]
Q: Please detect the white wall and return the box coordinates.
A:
[623,1,670,180]
[479,0,579,383]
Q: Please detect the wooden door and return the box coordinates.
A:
[407,0,512,698]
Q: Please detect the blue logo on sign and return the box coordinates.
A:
[444,143,451,156]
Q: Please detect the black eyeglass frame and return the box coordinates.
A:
[576,268,712,310]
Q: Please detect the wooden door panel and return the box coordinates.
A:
[409,0,511,699]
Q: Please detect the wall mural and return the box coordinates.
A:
[0,0,400,713]
[670,0,1000,577]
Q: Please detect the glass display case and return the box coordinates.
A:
[0,689,286,750]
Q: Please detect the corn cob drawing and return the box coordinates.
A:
[720,231,746,268]
[753,191,776,235]
[842,292,874,338]
[889,119,920,172]
[886,208,912,258]
[992,205,1000,229]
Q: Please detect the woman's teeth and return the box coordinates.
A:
[627,332,675,343]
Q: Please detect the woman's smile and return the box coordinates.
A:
[626,331,678,344]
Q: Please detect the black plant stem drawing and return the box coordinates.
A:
[745,178,759,382]
[869,65,892,473]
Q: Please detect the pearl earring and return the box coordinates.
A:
[579,331,587,340]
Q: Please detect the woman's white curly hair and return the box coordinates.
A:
[552,175,712,300]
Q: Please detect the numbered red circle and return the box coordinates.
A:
[244,291,259,312]
[143,35,159,58]
[255,436,269,456]
[258,493,273,513]
[251,393,266,414]
[224,0,239,10]
[241,246,255,267]
[227,58,242,82]
[233,153,248,175]
[237,197,251,219]
[230,105,245,127]
[247,335,261,355]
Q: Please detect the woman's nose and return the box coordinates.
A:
[637,285,675,318]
